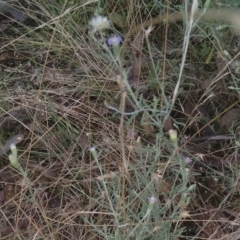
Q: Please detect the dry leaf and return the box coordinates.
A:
[0,133,24,156]
[0,189,5,205]
[108,12,127,28]
[216,52,229,74]
[4,183,21,204]
[96,172,117,181]
[66,134,89,156]
[126,127,138,141]
[0,169,21,183]
[0,2,28,31]
[127,30,149,93]
[183,100,215,135]
[0,104,49,131]
[18,159,63,180]
[163,116,173,132]
[141,112,154,136]
[220,108,240,131]
[152,173,163,185]
[0,19,12,31]
[180,210,191,219]
[45,161,64,178]
[47,190,61,209]
[25,122,43,133]
[159,180,172,195]
[0,2,27,22]
[82,233,100,240]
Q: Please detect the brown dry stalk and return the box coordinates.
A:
[117,75,129,176]
[117,74,129,229]
[129,8,240,37]
[121,8,240,60]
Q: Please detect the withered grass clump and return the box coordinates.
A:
[0,0,240,239]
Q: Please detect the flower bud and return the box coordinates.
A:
[169,129,178,147]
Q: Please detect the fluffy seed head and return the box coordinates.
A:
[89,15,110,33]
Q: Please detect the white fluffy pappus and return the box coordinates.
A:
[89,15,110,32]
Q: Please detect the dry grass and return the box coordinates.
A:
[0,0,240,239]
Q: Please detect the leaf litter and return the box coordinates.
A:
[0,1,28,31]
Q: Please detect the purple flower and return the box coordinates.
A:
[183,156,193,164]
[107,35,123,46]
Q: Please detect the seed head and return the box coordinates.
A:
[89,15,110,33]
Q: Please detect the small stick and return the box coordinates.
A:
[117,75,129,177]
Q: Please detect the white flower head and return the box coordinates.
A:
[89,15,110,33]
[147,196,158,204]
[89,146,96,152]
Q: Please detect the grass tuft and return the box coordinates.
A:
[0,0,240,239]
